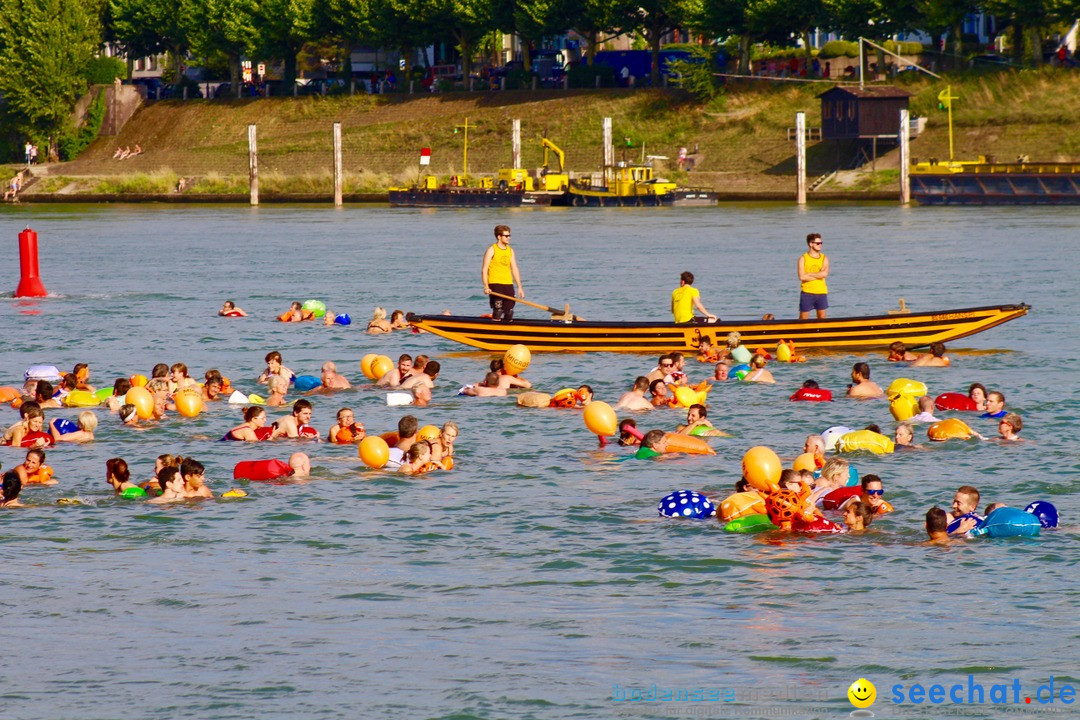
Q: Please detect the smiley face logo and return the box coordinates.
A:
[847,678,876,709]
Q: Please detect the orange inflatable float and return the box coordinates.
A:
[720,491,766,521]
[662,432,715,455]
[928,417,975,441]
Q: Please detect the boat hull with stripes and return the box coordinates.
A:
[406,304,1030,353]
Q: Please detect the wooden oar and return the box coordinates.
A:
[487,290,585,322]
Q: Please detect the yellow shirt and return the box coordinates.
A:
[487,243,513,285]
[671,285,699,323]
[801,252,828,294]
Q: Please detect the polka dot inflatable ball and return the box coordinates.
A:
[658,490,715,520]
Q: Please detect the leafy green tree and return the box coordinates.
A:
[566,0,620,65]
[504,0,571,71]
[0,0,103,157]
[916,0,976,69]
[110,0,198,84]
[428,0,495,80]
[621,0,692,85]
[981,0,1063,65]
[823,0,920,75]
[252,0,323,88]
[188,0,259,90]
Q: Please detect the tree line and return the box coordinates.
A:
[1,0,1077,160]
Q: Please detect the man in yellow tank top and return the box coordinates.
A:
[797,233,830,319]
[671,271,716,324]
[481,224,524,321]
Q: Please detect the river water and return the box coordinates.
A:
[0,203,1076,720]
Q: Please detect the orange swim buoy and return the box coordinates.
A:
[662,433,715,455]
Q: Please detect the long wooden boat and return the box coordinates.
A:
[406,304,1029,353]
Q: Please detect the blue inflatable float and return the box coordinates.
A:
[972,507,1041,538]
[658,490,715,520]
[293,375,322,392]
[1024,501,1059,529]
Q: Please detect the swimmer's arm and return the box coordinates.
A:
[507,376,531,388]
[256,370,270,384]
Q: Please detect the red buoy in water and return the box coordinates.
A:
[16,226,47,297]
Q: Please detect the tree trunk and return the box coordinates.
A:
[402,46,413,76]
[459,34,472,81]
[172,45,183,84]
[230,53,241,91]
[649,23,662,86]
[1030,27,1041,65]
[739,35,751,75]
[876,45,885,80]
[1011,22,1024,65]
[952,21,963,71]
[284,51,298,89]
[522,40,531,73]
[802,29,812,59]
[586,31,598,65]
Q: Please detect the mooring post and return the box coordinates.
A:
[333,122,343,207]
[796,112,807,205]
[248,124,259,206]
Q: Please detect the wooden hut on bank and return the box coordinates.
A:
[818,85,912,168]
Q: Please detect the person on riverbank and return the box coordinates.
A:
[671,271,716,324]
[481,225,524,322]
[797,233,829,319]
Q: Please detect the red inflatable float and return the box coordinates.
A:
[791,515,844,533]
[790,387,833,402]
[821,486,862,510]
[233,459,294,481]
[20,430,54,447]
[934,392,977,412]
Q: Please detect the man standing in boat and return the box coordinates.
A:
[482,225,524,322]
[671,271,716,324]
[797,233,829,319]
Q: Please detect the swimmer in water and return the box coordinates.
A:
[911,341,950,367]
[713,362,731,381]
[613,377,653,412]
[1,471,24,508]
[328,407,364,444]
[894,422,917,448]
[144,454,182,495]
[742,354,775,383]
[367,307,392,334]
[968,383,987,412]
[257,351,294,386]
[803,434,825,466]
[430,422,458,466]
[649,379,675,408]
[34,381,62,409]
[997,412,1023,441]
[146,378,171,419]
[843,501,874,531]
[180,458,213,499]
[266,375,289,407]
[4,402,41,447]
[105,457,143,496]
[398,362,439,392]
[981,391,1007,419]
[17,449,55,485]
[412,384,432,407]
[399,442,437,475]
[148,467,185,504]
[202,376,224,402]
[171,363,198,391]
[375,354,413,387]
[490,359,532,389]
[219,300,247,317]
[910,395,939,423]
[925,507,950,543]
[226,406,268,442]
[808,457,849,506]
[634,429,669,459]
[73,363,96,392]
[696,337,721,363]
[846,362,884,399]
[887,341,921,362]
[288,452,311,478]
[676,404,729,437]
[395,416,419,454]
[49,410,98,443]
[617,419,640,446]
[119,404,139,425]
[947,485,982,536]
[270,399,316,440]
[390,309,410,330]
[103,378,132,412]
[460,371,507,397]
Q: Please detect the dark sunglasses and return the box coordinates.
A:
[865,489,884,496]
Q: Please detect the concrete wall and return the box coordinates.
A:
[73,84,143,137]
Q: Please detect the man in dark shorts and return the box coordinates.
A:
[481,224,524,321]
[797,232,829,319]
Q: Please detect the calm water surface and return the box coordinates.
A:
[0,203,1077,720]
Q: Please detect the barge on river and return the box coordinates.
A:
[407,303,1030,353]
[911,157,1080,205]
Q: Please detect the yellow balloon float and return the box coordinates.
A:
[583,401,617,436]
[792,452,817,472]
[417,424,441,443]
[890,395,918,421]
[776,341,792,363]
[129,374,148,387]
[359,436,390,468]
[370,355,394,381]
[742,446,782,494]
[886,377,927,400]
[503,344,531,376]
[124,386,154,420]
[174,389,203,418]
[360,353,379,379]
[64,390,100,408]
[673,384,710,408]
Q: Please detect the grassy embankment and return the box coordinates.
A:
[15,67,1080,199]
